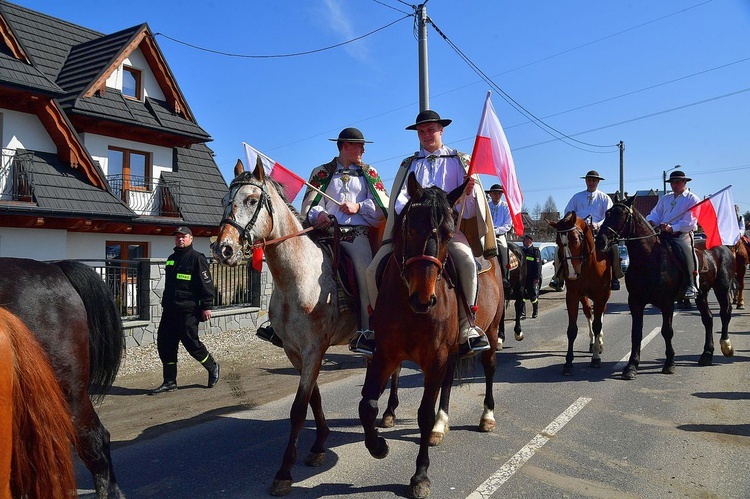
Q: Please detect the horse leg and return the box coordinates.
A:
[622,302,645,380]
[430,356,454,446]
[717,286,735,357]
[270,361,322,496]
[562,293,580,376]
[359,354,400,461]
[303,382,330,467]
[590,300,605,368]
[498,307,506,345]
[409,368,443,499]
[660,308,676,374]
[73,400,123,499]
[514,293,524,341]
[479,346,497,432]
[381,365,401,428]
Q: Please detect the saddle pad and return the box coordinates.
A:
[508,251,519,271]
[475,256,493,275]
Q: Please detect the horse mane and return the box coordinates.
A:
[392,186,455,245]
[0,307,77,498]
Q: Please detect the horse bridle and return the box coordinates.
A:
[219,176,275,252]
[602,203,658,246]
[399,201,449,280]
[556,224,594,262]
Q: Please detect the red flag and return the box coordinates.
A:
[251,247,264,272]
[468,92,524,234]
[689,186,741,249]
[243,142,306,200]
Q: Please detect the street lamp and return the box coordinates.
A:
[662,164,681,195]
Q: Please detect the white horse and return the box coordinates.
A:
[213,158,356,496]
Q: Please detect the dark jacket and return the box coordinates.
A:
[521,244,542,282]
[162,245,214,313]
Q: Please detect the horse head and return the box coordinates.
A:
[213,156,278,266]
[596,196,637,252]
[546,211,592,280]
[393,172,460,313]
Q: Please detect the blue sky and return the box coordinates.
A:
[19,0,750,215]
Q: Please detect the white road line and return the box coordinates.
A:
[612,324,666,372]
[466,397,592,499]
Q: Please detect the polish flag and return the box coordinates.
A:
[243,142,306,201]
[689,185,741,249]
[468,92,524,234]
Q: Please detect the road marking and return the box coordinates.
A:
[612,325,664,372]
[467,396,591,499]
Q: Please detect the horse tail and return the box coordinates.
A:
[0,308,77,498]
[54,260,124,401]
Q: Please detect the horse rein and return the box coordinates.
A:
[399,201,448,280]
[556,224,594,262]
[603,203,659,246]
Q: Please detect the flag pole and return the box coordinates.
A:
[304,181,342,206]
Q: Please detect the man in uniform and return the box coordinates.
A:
[150,226,219,394]
[520,234,542,319]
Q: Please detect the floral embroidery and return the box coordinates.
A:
[374,181,385,191]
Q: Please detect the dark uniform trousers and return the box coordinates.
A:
[157,308,210,365]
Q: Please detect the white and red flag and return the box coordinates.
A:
[689,185,741,249]
[243,142,306,201]
[468,92,524,234]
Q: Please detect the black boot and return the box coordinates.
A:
[203,354,220,388]
[257,324,284,348]
[532,302,538,319]
[520,303,527,320]
[149,363,177,395]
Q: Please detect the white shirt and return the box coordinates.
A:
[394,145,477,218]
[307,163,383,227]
[646,190,700,233]
[489,198,512,236]
[564,189,613,229]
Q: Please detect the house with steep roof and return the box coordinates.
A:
[0,1,227,261]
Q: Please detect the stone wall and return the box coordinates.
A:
[122,259,272,348]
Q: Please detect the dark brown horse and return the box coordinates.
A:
[359,173,504,498]
[547,212,611,375]
[0,307,77,499]
[596,198,734,380]
[0,258,125,498]
[732,238,748,309]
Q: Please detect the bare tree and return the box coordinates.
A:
[543,195,558,214]
[532,202,542,220]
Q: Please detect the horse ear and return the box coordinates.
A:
[624,196,636,208]
[252,155,266,181]
[545,218,558,229]
[447,179,469,207]
[406,172,424,200]
[234,159,245,177]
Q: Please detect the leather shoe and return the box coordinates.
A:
[611,279,621,291]
[532,309,538,319]
[550,278,563,291]
[208,362,220,388]
[683,286,698,299]
[149,381,177,395]
[256,325,283,348]
[458,334,491,358]
[349,330,376,356]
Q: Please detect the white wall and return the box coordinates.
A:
[105,47,166,101]
[0,228,67,260]
[83,133,173,178]
[1,108,56,153]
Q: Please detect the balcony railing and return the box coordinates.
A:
[0,149,35,202]
[107,174,181,217]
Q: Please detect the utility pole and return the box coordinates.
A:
[618,141,624,199]
[417,3,429,111]
[663,164,681,195]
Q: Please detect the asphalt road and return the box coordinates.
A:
[76,285,750,498]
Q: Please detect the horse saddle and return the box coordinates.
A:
[507,243,520,271]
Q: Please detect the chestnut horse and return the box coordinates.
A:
[546,212,611,376]
[596,198,734,380]
[0,307,76,499]
[359,173,504,499]
[0,258,124,498]
[213,158,360,496]
[732,238,747,309]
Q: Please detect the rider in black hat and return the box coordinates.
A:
[486,183,513,289]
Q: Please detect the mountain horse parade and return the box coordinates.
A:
[596,198,734,380]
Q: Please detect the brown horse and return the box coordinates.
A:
[596,198,734,380]
[732,238,748,309]
[546,212,611,375]
[213,158,359,496]
[359,173,504,498]
[0,307,76,499]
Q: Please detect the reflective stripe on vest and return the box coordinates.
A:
[166,260,175,266]
[525,256,535,261]
[176,273,191,281]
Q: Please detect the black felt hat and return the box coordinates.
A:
[485,184,504,193]
[405,110,452,130]
[668,170,692,182]
[580,170,605,180]
[329,127,372,143]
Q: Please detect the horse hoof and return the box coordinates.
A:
[662,364,676,374]
[720,340,734,357]
[270,479,293,496]
[590,358,601,369]
[621,367,637,380]
[698,353,713,366]
[429,431,444,446]
[562,364,574,376]
[408,476,431,499]
[479,418,495,433]
[368,437,389,459]
[515,332,524,341]
[380,414,396,428]
[304,451,326,467]
[738,304,745,310]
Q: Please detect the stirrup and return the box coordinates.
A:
[683,286,698,299]
[349,329,376,356]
